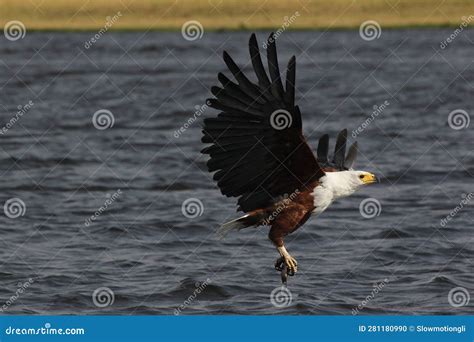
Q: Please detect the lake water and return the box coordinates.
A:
[0,29,472,314]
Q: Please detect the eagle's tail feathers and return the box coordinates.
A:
[217,212,264,239]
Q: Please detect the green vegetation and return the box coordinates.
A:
[1,0,473,31]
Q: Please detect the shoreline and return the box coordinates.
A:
[2,0,473,33]
[9,25,474,33]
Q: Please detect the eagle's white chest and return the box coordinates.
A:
[311,184,334,215]
[311,171,359,215]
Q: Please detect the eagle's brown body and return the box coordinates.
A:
[240,183,317,247]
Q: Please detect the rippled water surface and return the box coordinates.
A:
[0,30,473,315]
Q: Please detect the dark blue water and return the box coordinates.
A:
[0,29,472,315]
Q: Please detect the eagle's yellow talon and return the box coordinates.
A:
[277,245,298,275]
[284,255,298,274]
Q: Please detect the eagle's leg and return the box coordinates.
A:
[270,238,298,276]
[274,255,296,273]
[269,224,298,276]
[277,245,297,276]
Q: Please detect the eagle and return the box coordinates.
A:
[201,33,377,281]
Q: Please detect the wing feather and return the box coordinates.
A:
[333,129,347,168]
[284,56,296,107]
[316,129,359,171]
[266,33,285,100]
[249,33,272,98]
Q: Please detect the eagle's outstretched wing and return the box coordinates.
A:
[201,33,324,212]
[316,129,358,171]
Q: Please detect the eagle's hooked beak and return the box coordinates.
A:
[361,173,378,185]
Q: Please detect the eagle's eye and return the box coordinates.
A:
[359,175,365,179]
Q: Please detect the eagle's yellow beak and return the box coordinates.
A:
[360,173,377,185]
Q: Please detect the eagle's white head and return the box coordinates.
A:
[321,170,377,199]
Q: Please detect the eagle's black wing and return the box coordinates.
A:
[316,129,358,171]
[201,33,324,212]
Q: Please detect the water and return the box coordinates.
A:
[0,29,472,315]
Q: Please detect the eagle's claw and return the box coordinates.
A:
[274,256,297,276]
[284,255,298,275]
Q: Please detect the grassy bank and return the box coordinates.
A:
[1,0,473,31]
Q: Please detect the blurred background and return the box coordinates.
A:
[0,0,473,315]
[1,0,474,30]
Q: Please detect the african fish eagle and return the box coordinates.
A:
[201,33,377,280]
